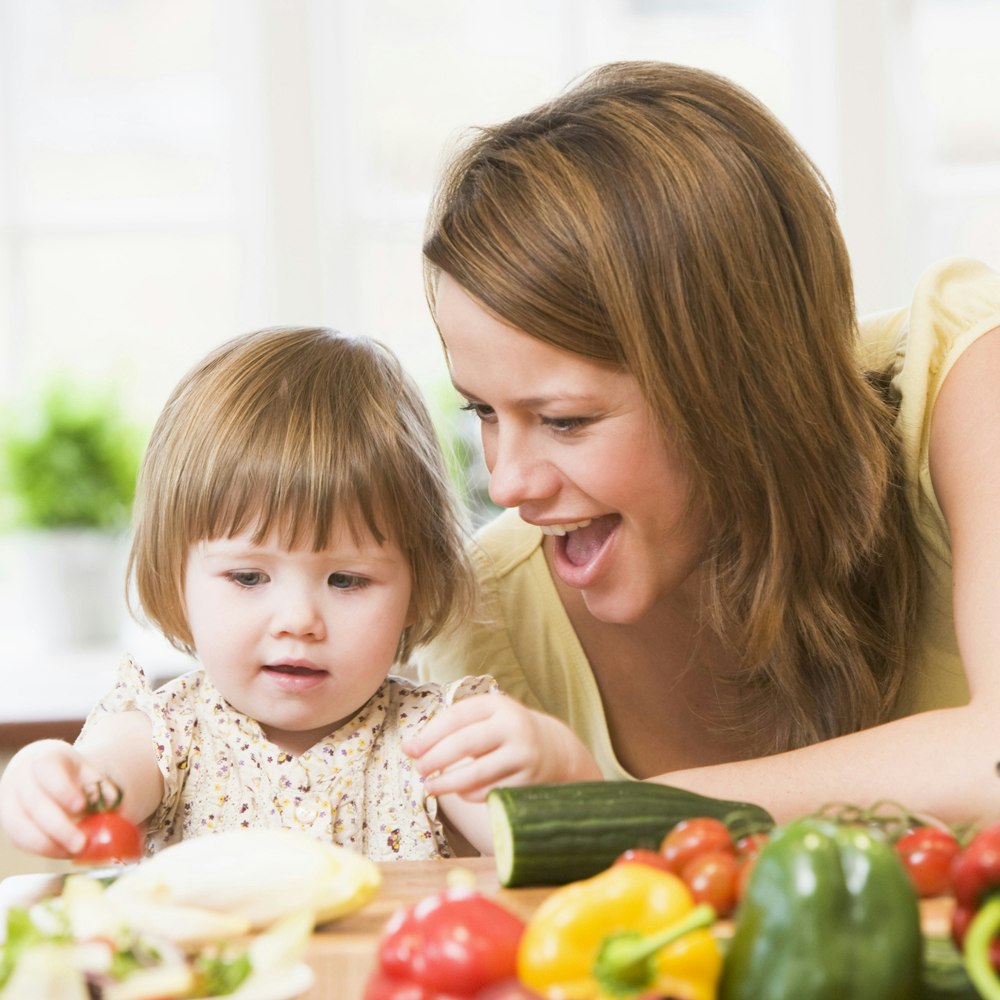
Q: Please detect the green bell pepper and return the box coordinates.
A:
[719,816,922,1000]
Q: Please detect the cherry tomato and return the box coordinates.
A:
[681,850,740,917]
[613,848,676,874]
[894,825,961,898]
[76,810,143,864]
[735,832,769,862]
[659,817,735,874]
[74,782,143,865]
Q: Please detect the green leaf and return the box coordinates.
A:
[196,951,253,995]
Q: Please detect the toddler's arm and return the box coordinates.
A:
[0,710,162,859]
[403,693,601,853]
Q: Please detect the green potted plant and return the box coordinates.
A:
[0,379,143,649]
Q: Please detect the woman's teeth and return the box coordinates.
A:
[540,518,593,536]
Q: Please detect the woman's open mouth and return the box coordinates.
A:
[547,513,621,584]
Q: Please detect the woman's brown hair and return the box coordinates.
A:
[128,327,475,662]
[424,61,922,753]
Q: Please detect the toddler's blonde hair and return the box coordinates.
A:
[128,326,475,662]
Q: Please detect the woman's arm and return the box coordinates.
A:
[656,326,1000,826]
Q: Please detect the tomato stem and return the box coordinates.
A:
[86,779,124,813]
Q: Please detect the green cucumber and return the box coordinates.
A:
[487,780,774,887]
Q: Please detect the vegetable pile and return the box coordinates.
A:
[363,784,1000,1000]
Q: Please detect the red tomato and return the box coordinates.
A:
[894,825,961,898]
[613,848,676,874]
[659,817,735,875]
[75,809,143,864]
[681,850,741,917]
[735,832,769,862]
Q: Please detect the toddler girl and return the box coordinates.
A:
[0,327,599,861]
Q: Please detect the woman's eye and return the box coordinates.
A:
[226,570,266,588]
[328,572,367,590]
[542,415,588,433]
[459,401,496,422]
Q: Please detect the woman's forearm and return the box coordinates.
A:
[653,701,1000,826]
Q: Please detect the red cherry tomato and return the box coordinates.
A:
[613,847,676,874]
[659,817,735,874]
[76,809,143,864]
[735,832,769,862]
[894,825,961,898]
[74,782,143,865]
[681,850,741,917]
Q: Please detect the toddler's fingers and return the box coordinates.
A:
[424,754,517,801]
[403,694,503,758]
[33,762,93,816]
[406,718,509,777]
[3,795,83,858]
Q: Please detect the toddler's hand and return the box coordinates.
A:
[0,739,112,858]
[403,694,601,801]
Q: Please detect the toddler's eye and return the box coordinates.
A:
[328,572,367,590]
[226,570,266,588]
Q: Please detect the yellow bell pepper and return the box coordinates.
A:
[517,862,721,1000]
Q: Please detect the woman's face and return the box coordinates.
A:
[435,273,708,625]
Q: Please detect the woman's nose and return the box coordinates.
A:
[484,427,558,509]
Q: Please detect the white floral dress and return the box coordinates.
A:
[77,656,497,860]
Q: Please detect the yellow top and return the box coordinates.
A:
[416,258,1000,779]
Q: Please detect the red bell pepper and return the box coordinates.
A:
[951,824,1000,999]
[364,885,529,1000]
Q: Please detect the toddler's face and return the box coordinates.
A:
[183,518,414,754]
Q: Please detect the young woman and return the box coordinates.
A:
[410,61,1000,825]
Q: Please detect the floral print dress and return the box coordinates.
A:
[78,655,497,860]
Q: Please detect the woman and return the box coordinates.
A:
[405,61,1000,825]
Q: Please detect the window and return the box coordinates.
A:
[0,0,997,493]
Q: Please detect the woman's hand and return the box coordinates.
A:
[403,693,601,802]
[0,739,113,858]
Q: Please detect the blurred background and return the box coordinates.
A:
[0,0,998,685]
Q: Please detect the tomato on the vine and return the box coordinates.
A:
[74,783,143,865]
[894,825,961,898]
[659,817,735,875]
[681,849,740,917]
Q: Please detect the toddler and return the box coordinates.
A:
[0,327,599,861]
